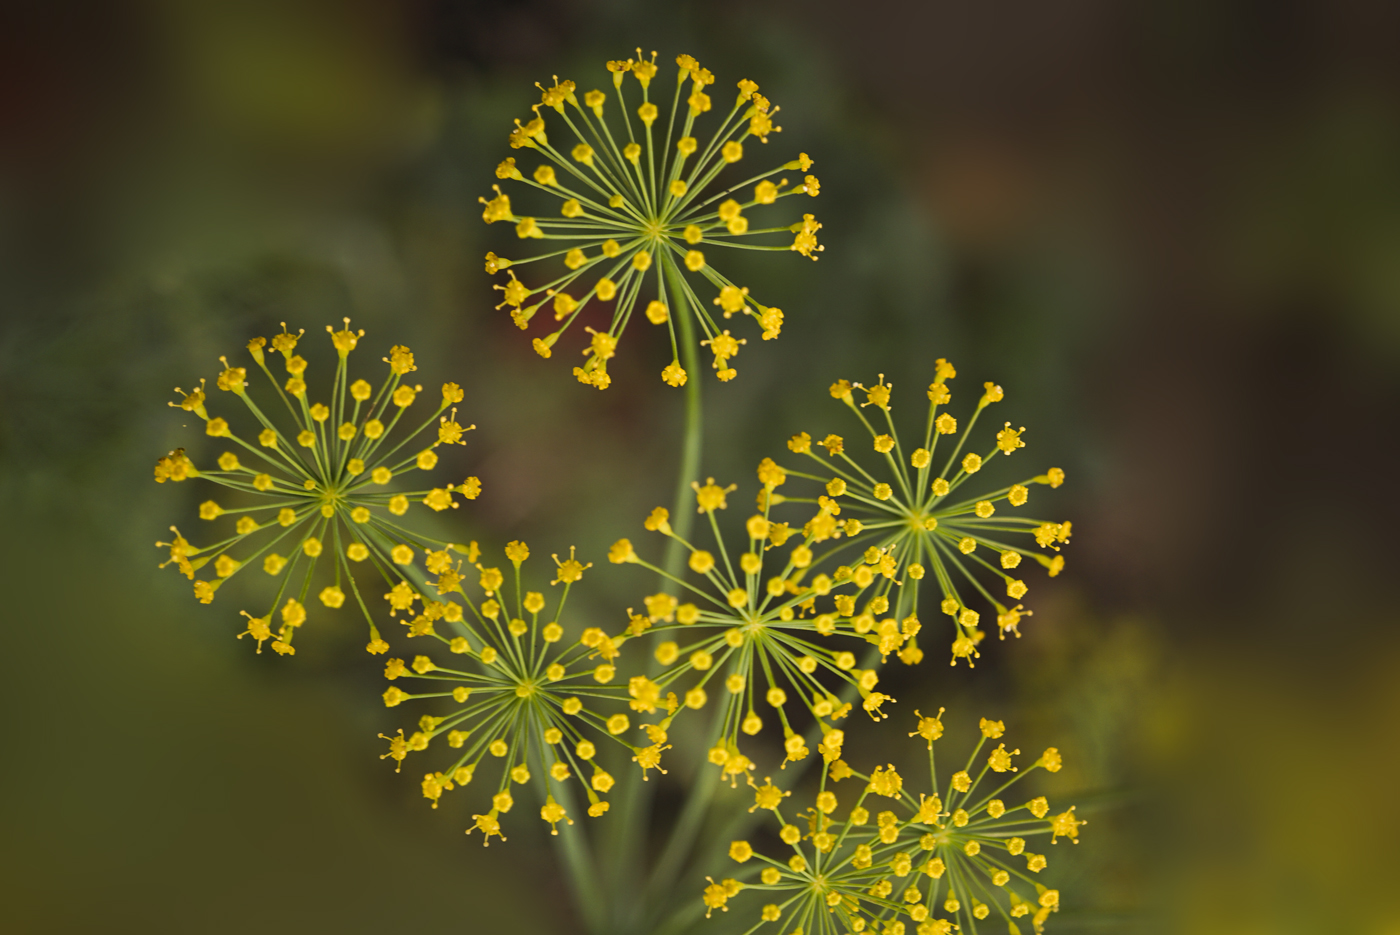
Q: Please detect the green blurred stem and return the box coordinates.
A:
[643,702,725,906]
[551,791,607,933]
[532,722,607,933]
[604,759,651,933]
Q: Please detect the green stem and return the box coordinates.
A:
[663,257,704,585]
[604,759,651,933]
[603,257,705,935]
[553,795,608,934]
[643,703,727,909]
[532,718,607,933]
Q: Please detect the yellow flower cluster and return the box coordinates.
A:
[480,51,822,389]
[715,710,1080,934]
[376,541,644,844]
[154,321,481,655]
[608,465,913,785]
[763,364,1072,668]
[149,45,1105,933]
[704,769,906,930]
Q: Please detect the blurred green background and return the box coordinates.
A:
[2,1,1397,932]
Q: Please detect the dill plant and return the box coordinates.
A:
[153,49,1094,935]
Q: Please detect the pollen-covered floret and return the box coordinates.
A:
[377,541,642,840]
[762,363,1073,668]
[155,321,481,656]
[481,53,821,387]
[716,714,1083,931]
[831,710,1087,933]
[714,763,916,933]
[619,471,904,775]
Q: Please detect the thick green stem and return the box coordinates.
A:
[603,757,651,933]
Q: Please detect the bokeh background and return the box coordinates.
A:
[2,1,1398,932]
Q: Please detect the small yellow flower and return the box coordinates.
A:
[762,364,1074,667]
[620,473,892,776]
[482,55,819,386]
[155,321,477,657]
[724,711,1082,932]
[374,541,640,837]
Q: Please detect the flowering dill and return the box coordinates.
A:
[715,711,1080,934]
[882,709,1080,934]
[763,363,1072,668]
[480,50,822,389]
[706,771,916,933]
[607,466,903,786]
[153,320,480,656]
[377,540,649,844]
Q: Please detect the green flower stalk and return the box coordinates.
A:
[480,50,822,389]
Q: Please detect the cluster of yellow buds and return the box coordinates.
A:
[155,320,480,655]
[151,45,1098,934]
[608,466,915,784]
[480,51,822,389]
[716,710,1080,934]
[375,540,651,843]
[764,364,1071,668]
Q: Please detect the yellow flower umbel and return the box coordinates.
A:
[154,321,481,656]
[376,541,642,844]
[710,770,908,932]
[607,468,899,786]
[481,51,822,389]
[849,710,1083,935]
[764,364,1072,668]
